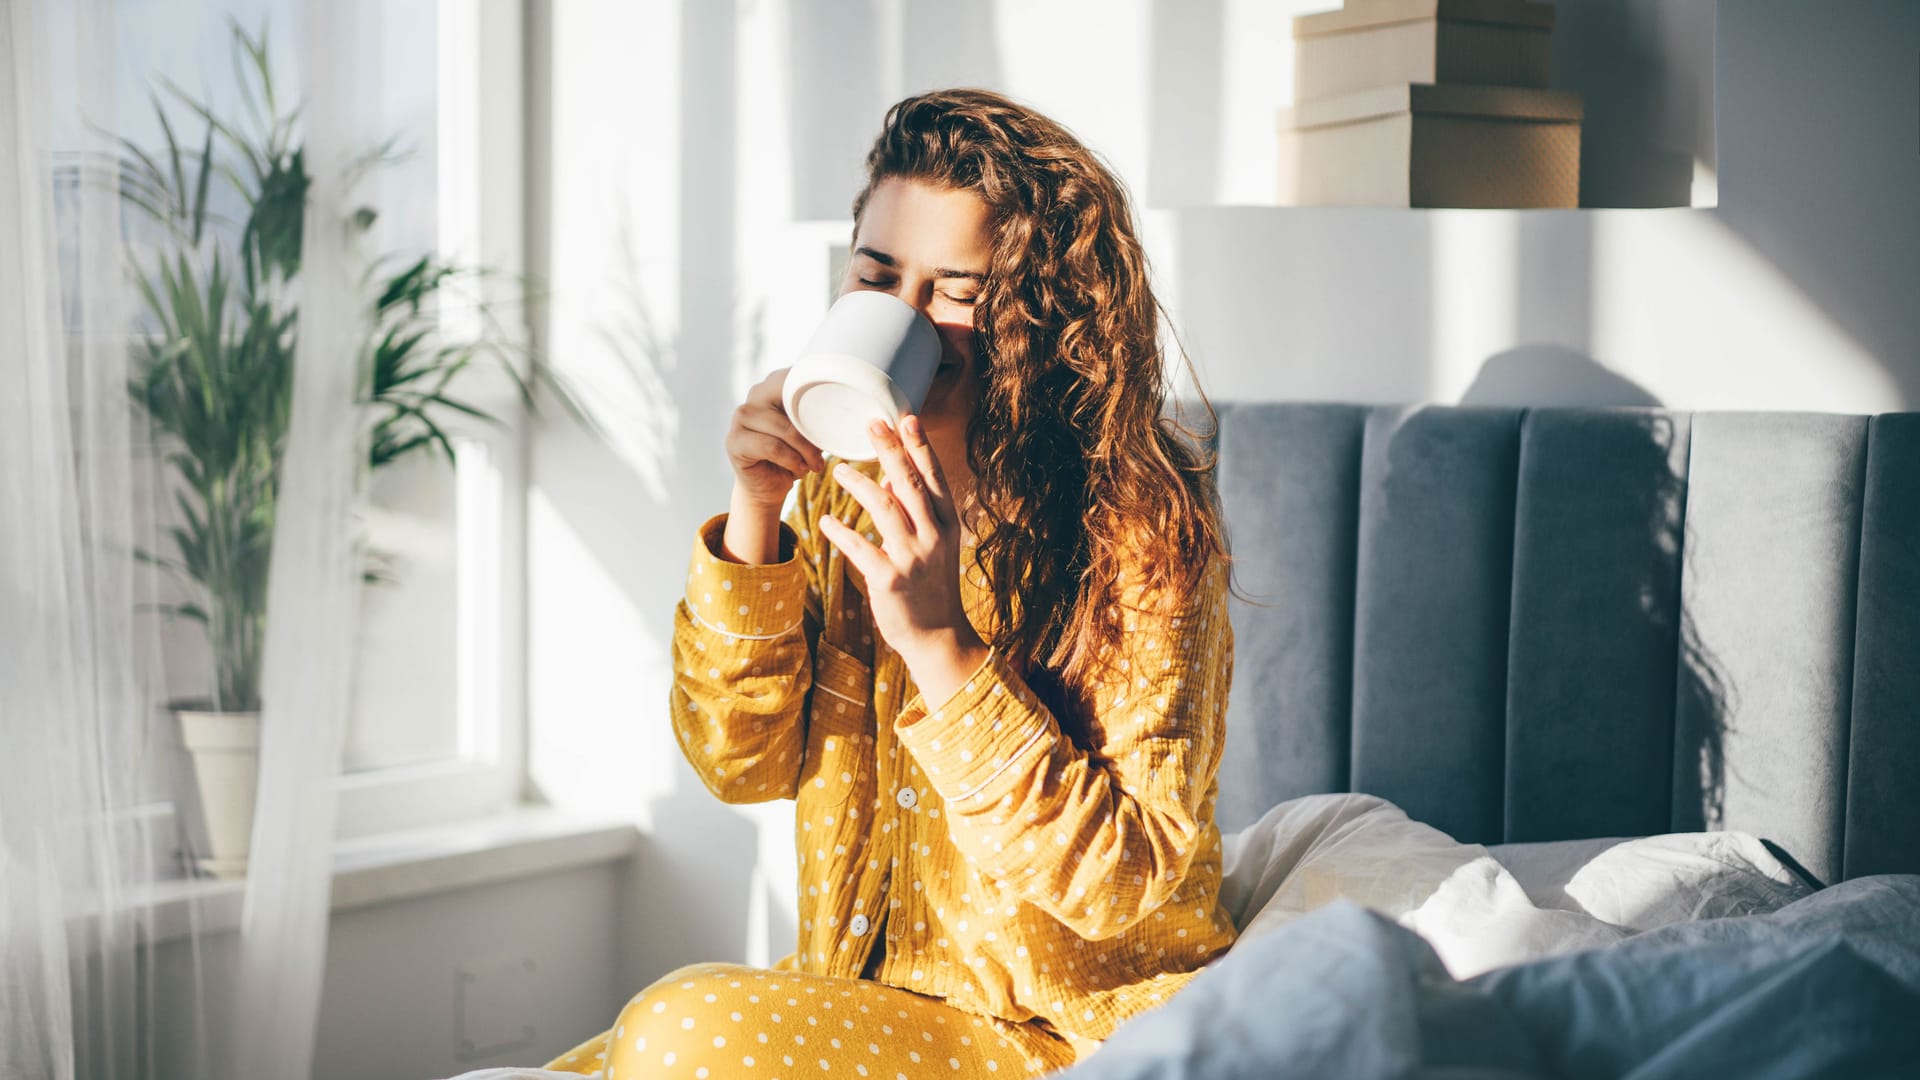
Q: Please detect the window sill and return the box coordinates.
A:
[111,806,640,945]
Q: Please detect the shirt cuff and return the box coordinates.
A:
[893,647,1057,806]
[684,511,808,639]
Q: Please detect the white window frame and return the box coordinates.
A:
[334,0,531,840]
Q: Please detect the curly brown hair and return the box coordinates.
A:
[850,87,1255,737]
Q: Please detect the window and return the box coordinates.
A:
[336,0,529,839]
[78,0,531,863]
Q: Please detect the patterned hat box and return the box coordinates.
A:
[1277,82,1582,208]
[1294,0,1557,102]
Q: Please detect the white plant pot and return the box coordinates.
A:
[176,707,260,879]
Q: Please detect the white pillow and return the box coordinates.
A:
[1220,794,1629,979]
[1485,832,1818,933]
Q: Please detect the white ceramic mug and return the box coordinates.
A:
[782,290,943,461]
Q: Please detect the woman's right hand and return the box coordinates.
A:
[727,366,829,509]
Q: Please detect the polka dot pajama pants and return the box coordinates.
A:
[542,963,1083,1078]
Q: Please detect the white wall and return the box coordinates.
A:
[306,864,623,1079]
[1158,0,1916,411]
[521,0,1918,1041]
[109,861,620,1079]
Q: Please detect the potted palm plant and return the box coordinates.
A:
[121,21,575,878]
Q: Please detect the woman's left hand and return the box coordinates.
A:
[819,414,986,678]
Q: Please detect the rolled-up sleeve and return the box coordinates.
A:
[892,558,1233,940]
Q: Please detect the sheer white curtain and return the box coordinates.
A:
[0,0,373,1077]
[1,0,150,1076]
[229,0,373,1074]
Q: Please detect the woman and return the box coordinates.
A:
[544,87,1245,1078]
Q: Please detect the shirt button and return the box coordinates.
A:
[849,913,871,937]
[895,786,918,810]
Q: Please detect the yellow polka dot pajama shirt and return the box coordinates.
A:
[544,458,1238,1077]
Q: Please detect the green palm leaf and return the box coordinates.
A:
[119,19,588,712]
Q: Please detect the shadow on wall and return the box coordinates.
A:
[1533,0,1918,408]
[1489,0,1918,409]
[1553,0,1712,208]
[786,0,892,221]
[1459,345,1660,408]
[900,0,1004,94]
[1713,0,1920,409]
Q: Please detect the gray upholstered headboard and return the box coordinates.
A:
[1206,402,1919,886]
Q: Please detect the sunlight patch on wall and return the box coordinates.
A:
[988,0,1153,189]
[1593,211,1900,412]
[736,0,816,393]
[1430,212,1520,402]
[1691,157,1719,213]
[526,488,678,825]
[740,801,801,967]
[1219,0,1309,205]
[546,0,684,505]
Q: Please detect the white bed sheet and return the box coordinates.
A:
[1219,792,1815,980]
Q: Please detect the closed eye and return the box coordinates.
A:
[855,277,976,305]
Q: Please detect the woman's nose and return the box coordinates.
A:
[899,278,938,322]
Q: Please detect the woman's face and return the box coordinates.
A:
[840,176,993,444]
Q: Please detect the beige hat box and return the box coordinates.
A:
[1277,83,1582,208]
[1278,0,1582,208]
[1293,0,1558,101]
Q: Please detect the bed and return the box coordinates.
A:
[1056,401,1920,1077]
[444,402,1920,1079]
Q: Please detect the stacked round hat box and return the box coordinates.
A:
[1278,0,1584,207]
